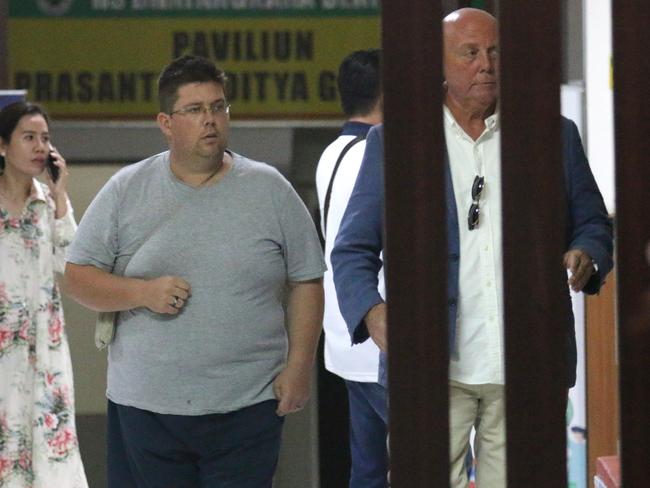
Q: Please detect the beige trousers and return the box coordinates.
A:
[449,381,506,488]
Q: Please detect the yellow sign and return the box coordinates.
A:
[9,15,379,119]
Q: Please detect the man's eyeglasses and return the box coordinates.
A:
[468,175,485,231]
[170,102,231,118]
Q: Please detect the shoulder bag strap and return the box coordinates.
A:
[322,135,364,237]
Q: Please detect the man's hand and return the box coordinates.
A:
[564,249,595,292]
[365,302,387,352]
[273,365,312,416]
[141,276,191,314]
[272,278,322,416]
[65,263,191,314]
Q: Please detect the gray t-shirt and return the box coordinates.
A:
[67,151,325,415]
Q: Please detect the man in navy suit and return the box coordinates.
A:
[331,8,613,488]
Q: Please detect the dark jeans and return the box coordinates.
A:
[345,380,389,488]
[107,399,284,488]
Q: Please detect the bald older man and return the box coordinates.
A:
[331,8,613,487]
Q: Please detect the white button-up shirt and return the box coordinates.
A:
[444,106,504,385]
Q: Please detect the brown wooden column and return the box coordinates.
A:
[381,0,448,486]
[612,2,650,485]
[585,275,619,486]
[499,2,568,486]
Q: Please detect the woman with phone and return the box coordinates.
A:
[0,101,87,487]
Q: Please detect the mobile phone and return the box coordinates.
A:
[46,153,60,182]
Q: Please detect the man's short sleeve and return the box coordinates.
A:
[66,177,120,272]
[277,185,326,282]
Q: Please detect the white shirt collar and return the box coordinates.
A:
[29,178,48,204]
[443,105,500,139]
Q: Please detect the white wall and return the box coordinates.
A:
[584,0,615,213]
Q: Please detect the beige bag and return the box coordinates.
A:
[95,311,117,350]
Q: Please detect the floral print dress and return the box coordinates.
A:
[0,180,87,487]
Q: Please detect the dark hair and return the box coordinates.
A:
[337,49,381,117]
[0,101,50,174]
[157,55,228,114]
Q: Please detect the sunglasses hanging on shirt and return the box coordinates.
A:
[468,175,485,230]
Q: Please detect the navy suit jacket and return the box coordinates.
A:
[331,118,613,388]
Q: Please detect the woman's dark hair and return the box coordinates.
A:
[0,101,50,174]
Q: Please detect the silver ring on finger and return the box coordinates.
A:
[171,296,179,307]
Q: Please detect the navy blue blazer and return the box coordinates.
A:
[331,118,613,388]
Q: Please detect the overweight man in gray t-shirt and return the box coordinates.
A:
[65,55,325,488]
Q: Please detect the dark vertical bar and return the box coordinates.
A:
[484,0,497,15]
[316,338,350,488]
[612,2,650,486]
[382,0,448,487]
[469,0,497,14]
[443,0,462,15]
[0,0,8,88]
[500,1,568,487]
[443,1,495,16]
